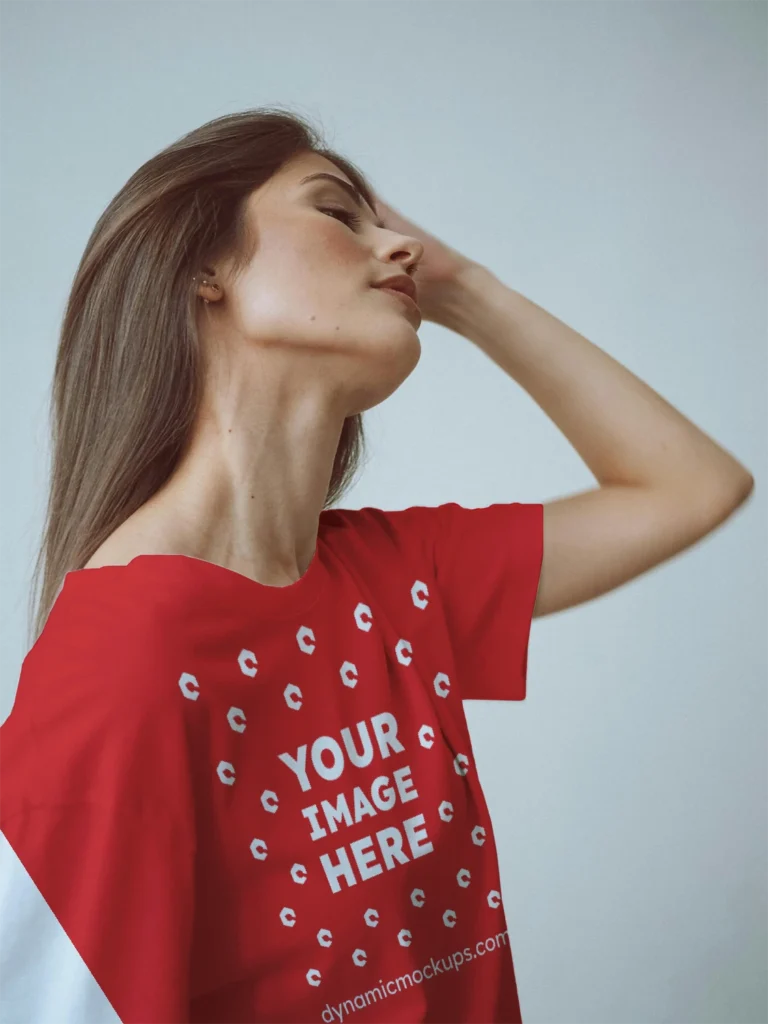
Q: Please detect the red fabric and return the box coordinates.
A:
[0,501,543,1023]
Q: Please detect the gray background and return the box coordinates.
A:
[1,2,765,1022]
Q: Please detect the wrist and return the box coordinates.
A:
[430,263,503,334]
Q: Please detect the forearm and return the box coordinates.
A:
[436,263,753,498]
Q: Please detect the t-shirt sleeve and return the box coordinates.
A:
[0,802,195,1024]
[432,501,544,701]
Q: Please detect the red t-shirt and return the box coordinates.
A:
[0,501,543,1024]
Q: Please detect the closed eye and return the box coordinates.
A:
[319,206,362,230]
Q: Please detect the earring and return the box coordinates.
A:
[196,276,219,305]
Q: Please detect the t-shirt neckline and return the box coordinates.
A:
[64,534,328,618]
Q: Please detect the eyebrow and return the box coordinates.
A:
[299,172,384,228]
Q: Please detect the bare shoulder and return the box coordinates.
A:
[82,544,135,570]
[82,514,175,569]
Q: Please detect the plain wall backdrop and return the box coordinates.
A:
[1,2,765,1022]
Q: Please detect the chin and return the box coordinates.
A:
[348,334,421,414]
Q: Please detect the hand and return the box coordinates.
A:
[373,194,482,324]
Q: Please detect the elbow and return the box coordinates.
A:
[692,470,755,527]
[724,470,755,508]
[734,473,755,515]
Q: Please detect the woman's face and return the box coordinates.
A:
[204,151,425,416]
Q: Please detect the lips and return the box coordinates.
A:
[373,273,418,304]
[377,287,421,320]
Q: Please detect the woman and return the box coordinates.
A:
[0,107,753,1024]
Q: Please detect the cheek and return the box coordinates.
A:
[234,222,370,335]
[234,268,346,345]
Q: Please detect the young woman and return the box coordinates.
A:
[0,108,753,1024]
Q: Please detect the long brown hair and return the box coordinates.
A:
[27,107,377,648]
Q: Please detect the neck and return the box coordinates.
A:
[130,380,347,586]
